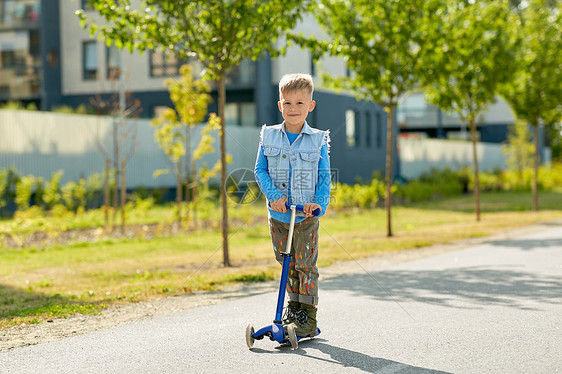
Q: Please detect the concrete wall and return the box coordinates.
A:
[0,109,259,188]
[400,138,508,179]
[9,111,548,189]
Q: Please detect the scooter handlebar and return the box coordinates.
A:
[268,202,321,217]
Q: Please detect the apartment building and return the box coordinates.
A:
[397,93,517,143]
[0,0,397,184]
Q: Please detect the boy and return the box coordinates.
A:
[254,73,331,338]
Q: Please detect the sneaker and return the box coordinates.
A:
[292,303,317,338]
[283,301,301,325]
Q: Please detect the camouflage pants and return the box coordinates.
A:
[269,217,319,306]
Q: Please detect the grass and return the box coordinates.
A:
[1,191,561,328]
[0,197,259,236]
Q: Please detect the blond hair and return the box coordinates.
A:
[279,73,314,99]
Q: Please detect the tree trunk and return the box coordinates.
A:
[112,119,119,232]
[470,119,481,221]
[120,157,126,233]
[532,124,539,211]
[103,158,110,233]
[176,158,183,227]
[218,74,230,267]
[384,105,394,237]
[184,127,191,225]
[192,159,197,228]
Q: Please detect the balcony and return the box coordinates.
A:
[0,64,41,99]
[0,0,41,29]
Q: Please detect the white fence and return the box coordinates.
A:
[0,110,260,188]
[1,110,551,187]
[399,138,508,179]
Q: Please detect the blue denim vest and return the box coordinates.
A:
[260,122,329,206]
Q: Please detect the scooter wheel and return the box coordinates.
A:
[286,323,298,350]
[245,323,255,349]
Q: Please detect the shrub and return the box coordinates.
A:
[538,163,562,191]
[50,204,71,219]
[0,167,20,211]
[395,180,434,203]
[13,205,44,220]
[61,181,77,211]
[0,169,8,209]
[330,183,354,212]
[61,179,87,213]
[331,179,386,211]
[33,177,45,207]
[85,173,102,209]
[395,168,464,203]
[15,175,34,211]
[462,163,562,193]
[0,101,38,111]
[43,170,63,208]
[478,171,505,192]
[420,168,464,197]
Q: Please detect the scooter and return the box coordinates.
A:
[245,203,321,350]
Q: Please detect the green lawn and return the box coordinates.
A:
[1,191,561,328]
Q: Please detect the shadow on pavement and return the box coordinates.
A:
[251,339,450,373]
[322,266,562,310]
[483,237,561,251]
[302,339,451,374]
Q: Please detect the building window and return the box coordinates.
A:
[224,103,238,126]
[150,50,182,77]
[82,41,97,80]
[346,110,356,147]
[106,45,121,80]
[240,103,256,127]
[365,112,372,148]
[225,59,255,85]
[223,102,256,126]
[0,29,41,100]
[354,111,360,146]
[80,0,94,11]
[149,50,204,79]
[376,111,382,148]
[152,105,169,119]
[0,0,41,27]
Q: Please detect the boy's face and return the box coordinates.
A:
[278,89,316,129]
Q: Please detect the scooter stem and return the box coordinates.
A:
[284,205,297,256]
[274,205,297,323]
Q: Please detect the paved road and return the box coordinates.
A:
[1,225,561,373]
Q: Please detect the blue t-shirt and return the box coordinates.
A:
[286,131,299,145]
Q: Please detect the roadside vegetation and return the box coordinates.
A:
[1,165,561,328]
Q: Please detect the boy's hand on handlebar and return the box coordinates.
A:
[270,197,288,213]
[303,203,321,217]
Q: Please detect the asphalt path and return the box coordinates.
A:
[1,224,561,373]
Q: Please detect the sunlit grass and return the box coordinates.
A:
[1,191,561,328]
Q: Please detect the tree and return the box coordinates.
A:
[91,78,142,233]
[151,64,220,228]
[293,0,444,237]
[502,119,534,184]
[501,0,562,210]
[548,122,562,162]
[423,0,519,221]
[77,0,308,267]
